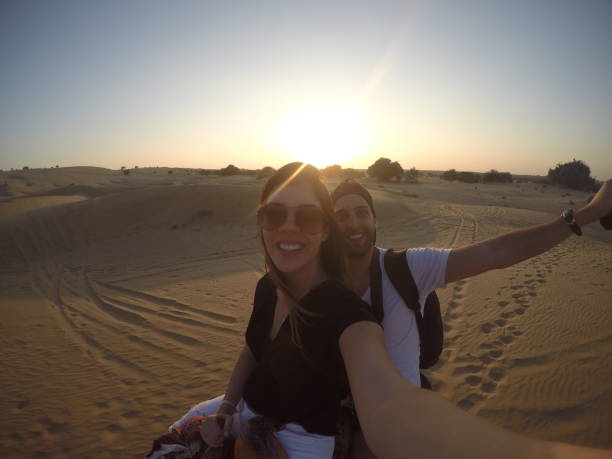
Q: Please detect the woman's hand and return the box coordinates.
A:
[199,414,232,448]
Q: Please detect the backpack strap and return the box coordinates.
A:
[384,249,444,370]
[383,249,421,316]
[369,248,384,323]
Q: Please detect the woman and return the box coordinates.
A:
[172,161,377,458]
[168,162,610,459]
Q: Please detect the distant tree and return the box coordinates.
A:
[55,165,59,168]
[22,166,29,170]
[341,168,364,180]
[219,164,240,176]
[482,169,513,183]
[441,169,458,181]
[121,166,126,170]
[457,171,480,183]
[404,167,420,183]
[367,157,403,181]
[322,164,343,179]
[134,165,139,169]
[548,159,598,191]
[257,166,276,180]
[390,162,404,181]
[123,169,130,175]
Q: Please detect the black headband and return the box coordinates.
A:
[331,179,376,217]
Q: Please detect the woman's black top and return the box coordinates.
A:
[243,276,378,436]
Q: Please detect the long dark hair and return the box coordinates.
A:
[259,162,345,346]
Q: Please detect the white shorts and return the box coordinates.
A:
[171,395,334,459]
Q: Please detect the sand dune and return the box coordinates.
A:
[0,167,610,457]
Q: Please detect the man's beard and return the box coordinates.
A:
[342,228,376,258]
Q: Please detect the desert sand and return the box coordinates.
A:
[1,166,610,458]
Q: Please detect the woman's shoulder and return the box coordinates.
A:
[253,274,276,308]
[255,273,274,290]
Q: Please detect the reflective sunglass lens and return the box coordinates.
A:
[296,208,324,234]
[261,206,287,230]
[258,205,325,233]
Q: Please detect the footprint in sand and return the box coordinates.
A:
[489,367,505,381]
[488,349,502,359]
[481,380,497,393]
[17,399,30,409]
[452,364,482,375]
[480,323,493,333]
[39,417,71,434]
[105,424,124,433]
[458,393,485,410]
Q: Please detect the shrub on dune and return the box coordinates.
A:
[404,167,420,183]
[219,164,240,176]
[548,159,600,191]
[367,157,403,182]
[482,169,513,183]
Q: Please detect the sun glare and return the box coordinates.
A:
[276,104,370,168]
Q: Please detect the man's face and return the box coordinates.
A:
[334,194,376,257]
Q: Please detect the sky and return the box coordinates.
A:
[1,0,611,178]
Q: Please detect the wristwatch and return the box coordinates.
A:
[561,209,582,236]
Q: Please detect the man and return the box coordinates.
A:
[331,178,612,457]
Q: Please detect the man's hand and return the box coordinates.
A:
[582,179,612,226]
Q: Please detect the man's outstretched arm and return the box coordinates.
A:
[445,179,612,284]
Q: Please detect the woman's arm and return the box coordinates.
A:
[221,344,258,408]
[339,321,611,459]
[202,344,258,445]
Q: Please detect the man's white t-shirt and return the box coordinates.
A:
[361,248,450,386]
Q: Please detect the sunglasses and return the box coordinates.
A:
[257,204,328,234]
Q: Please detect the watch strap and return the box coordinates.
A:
[562,209,582,236]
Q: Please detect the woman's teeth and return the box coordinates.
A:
[348,233,363,240]
[278,243,304,252]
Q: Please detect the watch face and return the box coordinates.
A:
[562,209,574,223]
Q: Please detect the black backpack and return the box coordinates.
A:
[369,248,444,386]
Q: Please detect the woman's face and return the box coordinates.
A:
[260,182,329,277]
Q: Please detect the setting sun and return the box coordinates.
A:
[276,104,370,168]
